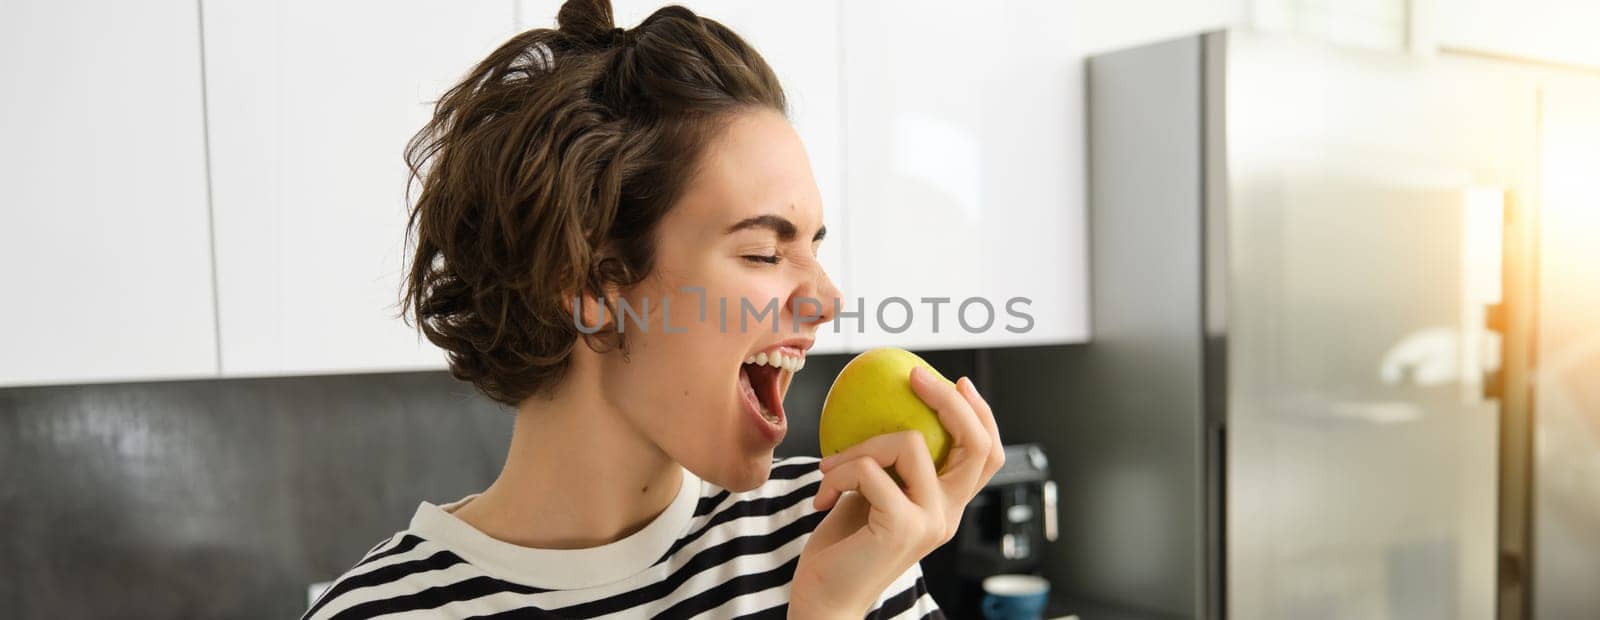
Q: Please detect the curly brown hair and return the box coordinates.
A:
[399,0,788,406]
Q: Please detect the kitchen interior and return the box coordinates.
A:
[3,1,1599,618]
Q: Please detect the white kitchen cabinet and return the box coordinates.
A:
[203,1,518,376]
[0,0,219,386]
[517,0,848,353]
[839,0,1090,351]
[1435,0,1600,68]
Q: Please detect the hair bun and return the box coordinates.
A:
[605,27,632,47]
[556,0,619,47]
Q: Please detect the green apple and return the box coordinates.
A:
[818,347,955,473]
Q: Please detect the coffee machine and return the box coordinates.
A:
[921,443,1058,616]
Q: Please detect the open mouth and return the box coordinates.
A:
[737,349,805,440]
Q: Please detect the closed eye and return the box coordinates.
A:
[742,254,781,265]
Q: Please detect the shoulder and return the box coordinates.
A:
[300,532,513,620]
[301,533,420,620]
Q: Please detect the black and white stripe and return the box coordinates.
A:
[302,457,944,619]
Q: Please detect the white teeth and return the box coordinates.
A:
[742,350,806,373]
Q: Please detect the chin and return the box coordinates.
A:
[711,453,775,492]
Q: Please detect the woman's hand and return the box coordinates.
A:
[788,368,1005,618]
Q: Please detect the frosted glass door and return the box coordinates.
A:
[1224,33,1536,620]
[1532,76,1600,620]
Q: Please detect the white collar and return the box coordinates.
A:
[406,466,702,590]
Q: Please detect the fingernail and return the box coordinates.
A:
[819,454,837,469]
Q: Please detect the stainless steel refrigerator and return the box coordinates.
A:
[983,29,1597,619]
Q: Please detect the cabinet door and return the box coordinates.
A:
[840,0,1089,351]
[204,1,518,376]
[0,0,218,386]
[518,0,848,353]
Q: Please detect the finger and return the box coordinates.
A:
[817,430,939,504]
[813,456,919,517]
[908,366,990,491]
[956,377,1005,479]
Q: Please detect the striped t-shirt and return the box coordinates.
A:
[302,457,944,619]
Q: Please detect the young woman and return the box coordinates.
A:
[304,1,1003,617]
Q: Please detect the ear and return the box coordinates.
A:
[563,249,630,333]
[563,278,624,332]
[565,289,615,332]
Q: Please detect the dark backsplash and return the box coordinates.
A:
[0,349,976,618]
[0,371,509,618]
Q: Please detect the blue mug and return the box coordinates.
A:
[980,574,1050,620]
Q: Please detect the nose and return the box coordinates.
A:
[789,262,841,329]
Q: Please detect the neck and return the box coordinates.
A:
[453,364,683,550]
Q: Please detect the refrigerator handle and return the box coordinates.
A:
[1484,302,1506,400]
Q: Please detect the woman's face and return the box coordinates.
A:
[599,109,839,491]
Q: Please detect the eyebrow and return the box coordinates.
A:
[725,214,826,242]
